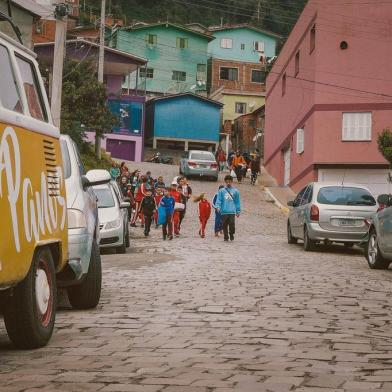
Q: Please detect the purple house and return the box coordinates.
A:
[34,39,148,162]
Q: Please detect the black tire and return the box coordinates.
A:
[68,240,102,309]
[303,226,316,252]
[366,229,390,270]
[344,242,354,248]
[116,230,127,254]
[3,247,56,349]
[287,221,297,244]
[125,225,130,248]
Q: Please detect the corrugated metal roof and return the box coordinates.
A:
[147,93,223,107]
[208,24,282,39]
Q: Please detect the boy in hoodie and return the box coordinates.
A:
[160,188,175,240]
[141,189,156,236]
[215,175,241,242]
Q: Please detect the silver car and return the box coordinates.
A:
[179,150,219,181]
[59,135,110,309]
[365,194,392,269]
[93,182,130,254]
[287,182,378,251]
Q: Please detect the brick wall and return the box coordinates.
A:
[208,58,266,95]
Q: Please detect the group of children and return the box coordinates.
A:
[110,161,223,240]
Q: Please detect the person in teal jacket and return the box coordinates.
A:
[215,175,241,242]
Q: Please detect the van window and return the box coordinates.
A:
[15,55,47,122]
[317,186,376,206]
[0,45,23,113]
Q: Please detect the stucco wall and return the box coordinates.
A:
[223,95,265,123]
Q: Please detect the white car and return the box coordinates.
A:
[93,182,130,253]
[59,135,110,309]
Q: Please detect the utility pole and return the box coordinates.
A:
[51,4,68,128]
[257,0,261,21]
[95,0,106,159]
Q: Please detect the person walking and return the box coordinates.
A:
[231,151,247,183]
[215,175,241,242]
[215,147,226,172]
[160,188,175,240]
[110,162,120,181]
[194,193,211,238]
[178,177,192,227]
[154,176,166,191]
[141,189,156,236]
[154,187,164,228]
[170,181,183,237]
[212,185,224,237]
[130,175,147,227]
[250,153,261,185]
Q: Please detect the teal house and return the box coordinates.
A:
[111,22,215,96]
[207,24,280,62]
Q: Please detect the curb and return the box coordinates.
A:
[264,187,290,215]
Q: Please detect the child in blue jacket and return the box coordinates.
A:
[159,188,175,240]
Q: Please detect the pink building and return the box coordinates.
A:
[264,0,392,196]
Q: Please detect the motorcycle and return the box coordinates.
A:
[148,153,174,165]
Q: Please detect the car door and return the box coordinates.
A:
[298,184,313,230]
[290,186,308,237]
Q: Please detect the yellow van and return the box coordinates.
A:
[0,14,68,348]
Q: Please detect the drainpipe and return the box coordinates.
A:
[135,65,139,96]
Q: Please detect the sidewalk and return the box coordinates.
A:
[258,166,296,214]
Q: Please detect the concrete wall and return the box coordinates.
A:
[222,94,265,123]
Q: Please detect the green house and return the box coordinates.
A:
[111,22,215,96]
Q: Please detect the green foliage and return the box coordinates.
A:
[83,0,307,37]
[61,59,117,148]
[81,143,113,172]
[378,128,392,167]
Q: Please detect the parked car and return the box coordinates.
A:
[179,150,218,181]
[93,182,130,253]
[0,17,69,349]
[287,182,378,251]
[59,135,110,309]
[365,194,392,269]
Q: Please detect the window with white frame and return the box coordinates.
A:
[254,41,265,53]
[296,128,304,154]
[235,102,247,114]
[220,38,233,49]
[342,112,372,141]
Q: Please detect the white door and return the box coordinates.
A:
[318,168,391,197]
[284,148,291,186]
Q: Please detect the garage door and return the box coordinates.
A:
[106,138,136,161]
[318,168,391,197]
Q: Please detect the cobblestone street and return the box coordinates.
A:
[1,163,392,392]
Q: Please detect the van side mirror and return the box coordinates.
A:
[377,194,392,207]
[120,201,131,209]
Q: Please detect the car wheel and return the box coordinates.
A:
[3,247,56,349]
[68,240,102,309]
[125,225,130,248]
[303,226,316,252]
[287,221,297,244]
[116,230,126,254]
[366,229,390,270]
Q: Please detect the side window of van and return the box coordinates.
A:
[15,55,48,122]
[0,45,23,113]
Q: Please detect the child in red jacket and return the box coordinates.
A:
[194,193,211,238]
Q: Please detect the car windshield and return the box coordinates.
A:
[190,152,215,161]
[95,188,115,208]
[317,186,376,206]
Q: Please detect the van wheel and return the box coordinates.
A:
[125,225,130,248]
[68,240,102,309]
[366,229,390,270]
[4,248,56,349]
[116,232,126,254]
[287,221,297,244]
[304,226,316,252]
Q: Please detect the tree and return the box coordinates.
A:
[61,59,116,158]
[377,128,392,169]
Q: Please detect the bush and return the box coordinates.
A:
[378,128,392,167]
[81,143,113,172]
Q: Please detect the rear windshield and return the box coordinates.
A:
[95,188,115,208]
[190,152,215,161]
[317,186,376,206]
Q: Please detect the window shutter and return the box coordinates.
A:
[342,113,371,141]
[296,128,304,154]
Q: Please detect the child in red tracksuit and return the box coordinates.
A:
[194,193,211,238]
[154,188,164,228]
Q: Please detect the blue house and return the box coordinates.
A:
[145,93,223,151]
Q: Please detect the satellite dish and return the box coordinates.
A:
[249,101,256,109]
[190,85,197,90]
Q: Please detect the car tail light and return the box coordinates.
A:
[310,204,319,222]
[188,161,197,167]
[210,163,218,169]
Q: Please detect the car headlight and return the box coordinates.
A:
[67,209,87,229]
[105,218,121,230]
